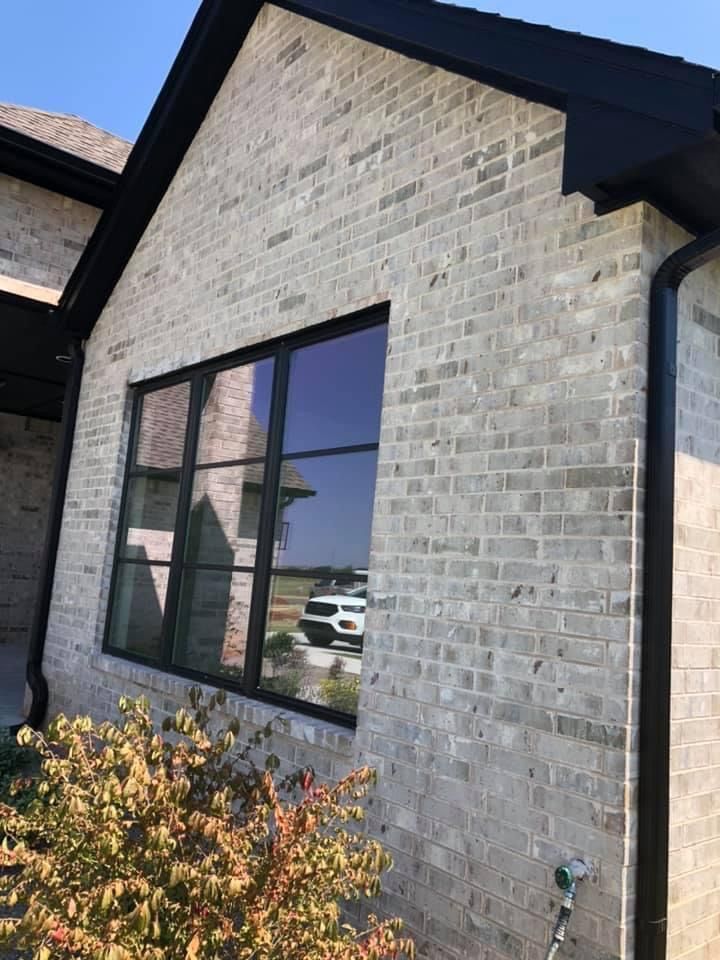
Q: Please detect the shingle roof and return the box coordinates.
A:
[0,102,132,173]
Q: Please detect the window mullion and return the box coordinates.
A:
[159,373,203,671]
[103,394,142,654]
[244,345,290,691]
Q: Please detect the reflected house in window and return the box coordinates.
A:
[108,321,385,711]
[120,365,315,675]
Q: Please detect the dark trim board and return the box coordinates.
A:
[59,0,720,341]
[0,294,71,420]
[0,288,55,316]
[0,124,121,208]
[276,0,717,128]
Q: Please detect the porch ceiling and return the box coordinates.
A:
[0,291,70,422]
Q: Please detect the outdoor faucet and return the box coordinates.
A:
[543,859,589,960]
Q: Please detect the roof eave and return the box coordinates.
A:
[0,123,121,208]
[58,0,720,342]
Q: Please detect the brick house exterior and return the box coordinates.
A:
[5,4,720,960]
[0,104,130,725]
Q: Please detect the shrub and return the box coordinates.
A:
[0,689,413,960]
[260,631,309,700]
[321,658,361,715]
[0,731,36,812]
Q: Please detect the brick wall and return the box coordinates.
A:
[0,414,59,645]
[0,173,100,292]
[43,8,652,959]
[641,209,720,960]
[0,167,100,718]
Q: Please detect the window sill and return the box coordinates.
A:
[89,652,355,757]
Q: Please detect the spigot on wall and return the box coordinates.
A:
[554,858,589,891]
[544,859,589,960]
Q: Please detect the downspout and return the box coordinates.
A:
[25,336,85,730]
[636,225,720,960]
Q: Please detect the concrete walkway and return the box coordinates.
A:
[0,641,27,729]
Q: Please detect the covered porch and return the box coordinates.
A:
[0,287,69,728]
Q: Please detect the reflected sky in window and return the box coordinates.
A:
[283,324,387,453]
[275,450,378,571]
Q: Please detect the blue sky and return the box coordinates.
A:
[1,1,718,144]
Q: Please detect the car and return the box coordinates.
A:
[308,570,368,598]
[308,578,352,598]
[298,586,366,647]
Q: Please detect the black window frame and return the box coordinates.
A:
[103,304,389,728]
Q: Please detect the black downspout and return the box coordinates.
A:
[25,337,85,730]
[637,226,720,960]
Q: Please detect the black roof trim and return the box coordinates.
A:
[0,291,69,422]
[0,123,120,208]
[59,0,720,339]
[0,287,55,317]
[61,0,264,337]
[276,0,717,129]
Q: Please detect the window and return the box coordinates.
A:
[105,310,388,724]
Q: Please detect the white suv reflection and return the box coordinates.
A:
[298,586,366,647]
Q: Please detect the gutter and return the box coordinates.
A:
[636,225,720,960]
[25,337,85,729]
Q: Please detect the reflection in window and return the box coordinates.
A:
[196,360,274,465]
[273,451,378,570]
[186,465,265,566]
[135,382,190,470]
[106,563,169,662]
[259,576,363,715]
[283,325,388,452]
[121,475,180,561]
[173,569,254,680]
[106,313,387,721]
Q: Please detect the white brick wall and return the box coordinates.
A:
[0,414,59,645]
[42,8,654,959]
[0,173,100,291]
[0,169,98,718]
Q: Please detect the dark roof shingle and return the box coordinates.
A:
[0,102,132,173]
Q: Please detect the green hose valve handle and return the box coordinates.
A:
[554,859,589,891]
[554,865,575,891]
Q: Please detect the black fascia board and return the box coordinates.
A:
[59,0,720,339]
[0,124,120,208]
[60,0,264,338]
[0,287,55,317]
[275,0,717,131]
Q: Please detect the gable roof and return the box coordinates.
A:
[0,103,131,174]
[0,102,129,207]
[59,0,720,339]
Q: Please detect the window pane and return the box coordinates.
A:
[172,568,253,681]
[185,465,264,566]
[259,575,363,716]
[283,324,387,453]
[196,359,274,465]
[107,563,168,661]
[134,382,190,470]
[273,450,378,571]
[120,475,180,561]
